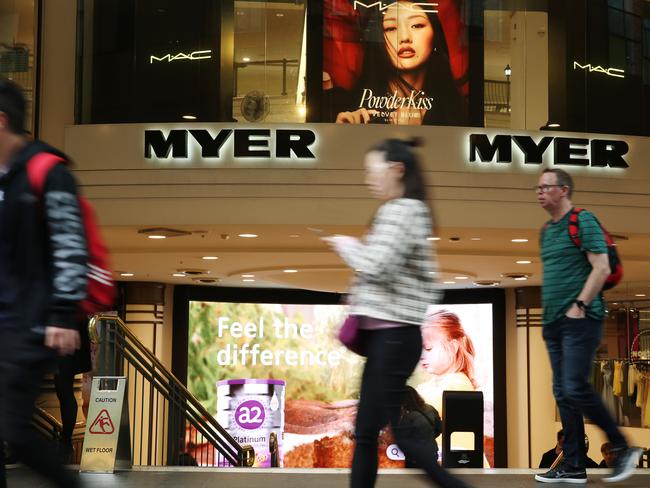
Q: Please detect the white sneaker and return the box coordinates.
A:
[603,447,643,483]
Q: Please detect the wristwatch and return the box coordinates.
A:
[574,299,588,312]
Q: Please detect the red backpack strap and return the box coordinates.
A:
[26,153,66,196]
[568,207,583,248]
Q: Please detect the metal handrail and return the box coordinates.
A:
[93,314,254,467]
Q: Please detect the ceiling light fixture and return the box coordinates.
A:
[283,269,298,273]
[242,57,251,62]
[474,280,500,286]
[172,273,186,277]
[178,268,209,276]
[182,115,197,120]
[502,272,530,280]
[192,277,219,284]
[289,234,300,238]
[243,279,256,282]
[120,272,134,277]
[427,237,440,241]
[202,256,218,260]
[511,238,529,243]
[471,237,481,241]
[139,227,192,238]
[242,274,255,278]
[516,260,532,264]
[455,276,469,280]
[636,294,647,297]
[238,233,258,238]
[443,281,456,284]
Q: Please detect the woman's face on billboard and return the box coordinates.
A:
[382,2,435,72]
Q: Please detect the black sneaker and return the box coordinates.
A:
[603,447,643,483]
[535,462,587,484]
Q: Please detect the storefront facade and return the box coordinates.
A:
[11,0,650,470]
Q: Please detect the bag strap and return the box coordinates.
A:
[568,207,583,248]
[26,152,65,196]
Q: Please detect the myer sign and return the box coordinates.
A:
[144,128,317,160]
[468,134,629,168]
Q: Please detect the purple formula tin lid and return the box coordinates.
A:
[217,379,285,386]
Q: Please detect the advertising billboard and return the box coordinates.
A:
[187,300,494,467]
[322,0,470,126]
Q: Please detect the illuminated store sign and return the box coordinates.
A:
[149,50,212,64]
[144,128,317,160]
[573,61,624,79]
[352,1,438,13]
[469,134,629,168]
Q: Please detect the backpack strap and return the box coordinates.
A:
[568,207,583,248]
[26,153,66,196]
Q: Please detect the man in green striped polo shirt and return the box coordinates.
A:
[534,169,641,485]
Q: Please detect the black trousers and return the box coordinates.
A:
[0,314,80,488]
[351,326,471,488]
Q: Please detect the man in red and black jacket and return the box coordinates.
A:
[0,79,87,488]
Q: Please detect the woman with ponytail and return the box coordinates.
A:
[322,138,472,488]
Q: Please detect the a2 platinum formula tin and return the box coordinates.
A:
[216,379,285,467]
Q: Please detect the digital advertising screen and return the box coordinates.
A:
[321,0,470,126]
[187,300,494,468]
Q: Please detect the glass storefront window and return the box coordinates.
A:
[233,1,306,123]
[74,0,650,135]
[0,0,38,133]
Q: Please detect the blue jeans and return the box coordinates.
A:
[543,316,627,469]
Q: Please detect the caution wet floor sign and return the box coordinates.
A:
[80,377,131,473]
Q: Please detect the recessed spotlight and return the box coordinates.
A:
[202,256,218,260]
[455,276,469,280]
[172,273,186,277]
[148,235,166,239]
[427,237,441,241]
[283,269,298,273]
[443,281,456,284]
[635,294,647,297]
[298,106,307,117]
[547,122,560,128]
[242,274,255,278]
[275,12,284,17]
[471,237,481,241]
[516,260,532,264]
[429,271,436,274]
[474,280,500,286]
[289,234,300,238]
[511,238,528,243]
[120,272,134,277]
[238,233,258,238]
[243,279,255,282]
[242,57,251,62]
[514,276,528,281]
[182,115,196,120]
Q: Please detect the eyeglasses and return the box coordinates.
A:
[534,184,565,193]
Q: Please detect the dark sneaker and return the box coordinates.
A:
[535,462,587,484]
[603,447,643,483]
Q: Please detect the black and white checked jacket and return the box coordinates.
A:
[338,198,441,326]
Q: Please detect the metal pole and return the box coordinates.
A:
[282,58,287,96]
